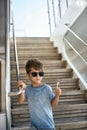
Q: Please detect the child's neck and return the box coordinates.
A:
[31,82,43,87]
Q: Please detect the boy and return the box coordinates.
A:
[16,59,61,130]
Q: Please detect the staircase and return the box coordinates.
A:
[10,37,87,130]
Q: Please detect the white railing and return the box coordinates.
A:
[64,24,87,65]
[47,0,69,35]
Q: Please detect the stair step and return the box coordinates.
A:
[11,47,57,53]
[12,126,29,130]
[11,68,73,80]
[11,43,54,48]
[11,83,79,91]
[11,44,54,47]
[11,104,87,129]
[11,52,58,57]
[54,104,87,123]
[56,120,87,130]
[11,68,73,74]
[59,90,86,104]
[10,37,52,44]
[11,78,79,92]
[11,54,62,60]
[45,78,79,90]
[12,120,87,130]
[11,90,86,108]
[11,60,67,69]
[11,78,79,85]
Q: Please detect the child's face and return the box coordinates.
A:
[28,68,44,86]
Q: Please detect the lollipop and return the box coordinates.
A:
[57,81,61,87]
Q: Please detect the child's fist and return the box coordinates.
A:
[16,80,26,90]
[54,87,61,97]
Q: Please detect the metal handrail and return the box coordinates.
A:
[64,24,87,65]
[8,14,22,96]
[8,87,22,96]
[64,24,87,46]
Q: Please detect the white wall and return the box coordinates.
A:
[0,113,6,130]
[0,59,6,130]
[1,59,5,112]
[51,0,87,89]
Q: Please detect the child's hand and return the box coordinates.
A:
[54,87,61,97]
[16,80,26,91]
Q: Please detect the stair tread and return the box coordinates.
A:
[12,120,87,130]
[11,68,73,73]
[56,120,87,129]
[12,104,87,111]
[11,60,66,65]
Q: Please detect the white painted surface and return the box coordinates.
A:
[0,113,6,130]
[51,0,87,48]
[51,0,87,89]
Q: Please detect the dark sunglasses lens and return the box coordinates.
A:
[31,72,44,77]
[39,72,44,77]
[31,72,37,77]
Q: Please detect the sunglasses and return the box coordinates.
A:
[30,71,44,77]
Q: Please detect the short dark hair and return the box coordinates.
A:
[25,59,43,74]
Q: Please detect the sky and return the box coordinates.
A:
[12,0,50,37]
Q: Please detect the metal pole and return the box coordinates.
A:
[52,0,56,27]
[58,0,61,19]
[8,7,22,97]
[47,0,52,35]
[5,0,12,129]
[12,15,20,81]
[66,0,69,8]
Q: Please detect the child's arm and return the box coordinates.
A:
[51,82,61,107]
[16,80,27,104]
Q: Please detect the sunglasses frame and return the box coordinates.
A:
[29,71,44,77]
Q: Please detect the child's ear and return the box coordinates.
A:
[26,73,29,77]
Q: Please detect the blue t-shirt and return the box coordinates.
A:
[25,84,55,129]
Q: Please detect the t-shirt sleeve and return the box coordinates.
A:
[47,85,55,101]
